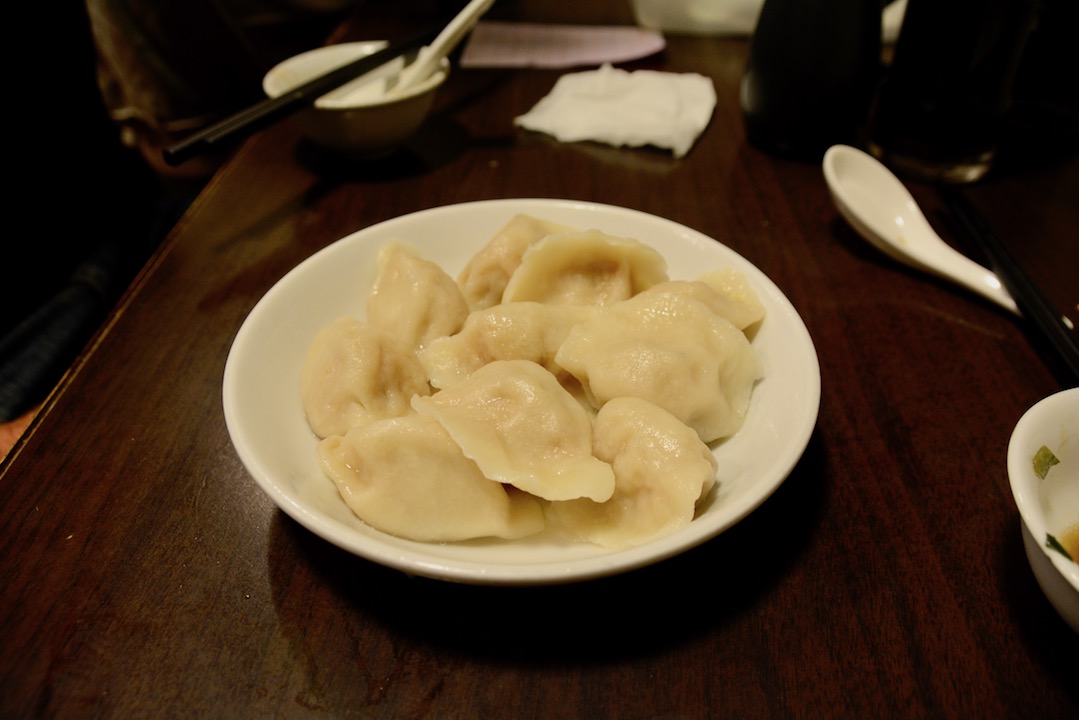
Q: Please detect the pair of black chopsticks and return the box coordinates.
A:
[163,22,444,167]
[939,186,1079,387]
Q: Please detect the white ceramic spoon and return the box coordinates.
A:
[822,144,1019,315]
[388,0,495,97]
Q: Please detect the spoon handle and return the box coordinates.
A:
[393,0,495,94]
[940,187,1079,387]
[914,234,1019,315]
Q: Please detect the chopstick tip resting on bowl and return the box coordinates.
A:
[164,0,500,166]
[162,22,444,167]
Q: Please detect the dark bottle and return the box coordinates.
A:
[741,0,884,160]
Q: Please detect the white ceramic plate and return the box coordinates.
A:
[223,199,821,584]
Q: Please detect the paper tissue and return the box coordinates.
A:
[514,64,717,157]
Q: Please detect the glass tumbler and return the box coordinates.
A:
[866,0,1042,183]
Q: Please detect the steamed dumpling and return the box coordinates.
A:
[649,274,765,332]
[300,316,431,438]
[554,288,759,442]
[501,229,668,306]
[366,242,470,350]
[545,397,718,549]
[302,214,768,550]
[318,414,545,542]
[417,301,601,390]
[412,360,615,502]
[457,214,578,311]
[692,268,766,331]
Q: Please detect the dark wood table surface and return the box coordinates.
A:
[3,1,1077,717]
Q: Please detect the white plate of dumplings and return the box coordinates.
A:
[223,198,820,585]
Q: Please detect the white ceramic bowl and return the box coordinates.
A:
[262,41,449,155]
[1007,387,1079,632]
[223,199,821,585]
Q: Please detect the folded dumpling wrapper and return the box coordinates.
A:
[300,316,431,438]
[412,360,616,503]
[545,396,718,550]
[514,63,716,158]
[318,414,545,542]
[555,286,760,443]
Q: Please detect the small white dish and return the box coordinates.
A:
[1007,387,1079,632]
[223,199,821,585]
[262,41,449,155]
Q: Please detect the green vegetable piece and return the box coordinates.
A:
[1032,445,1060,479]
[1046,534,1074,562]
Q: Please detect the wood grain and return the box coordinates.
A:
[2,1,1076,717]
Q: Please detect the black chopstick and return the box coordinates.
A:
[163,23,443,167]
[939,185,1079,386]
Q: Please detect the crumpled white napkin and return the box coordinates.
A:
[514,63,716,158]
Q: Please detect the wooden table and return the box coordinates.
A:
[3,1,1076,717]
